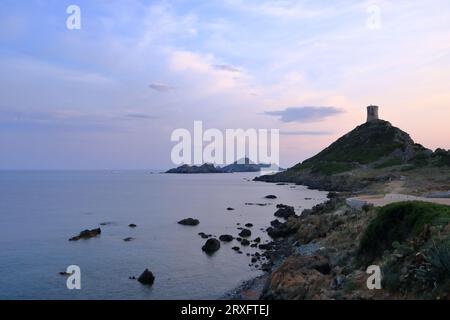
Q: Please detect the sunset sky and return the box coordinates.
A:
[1,0,450,169]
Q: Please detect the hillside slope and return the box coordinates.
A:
[256,119,450,192]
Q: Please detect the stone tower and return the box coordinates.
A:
[367,105,379,122]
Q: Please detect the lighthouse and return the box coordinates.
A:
[367,105,379,122]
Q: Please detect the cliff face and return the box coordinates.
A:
[256,120,450,191]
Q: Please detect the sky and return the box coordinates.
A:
[1,0,450,170]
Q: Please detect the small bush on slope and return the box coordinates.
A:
[358,201,450,263]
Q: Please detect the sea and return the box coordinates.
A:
[0,171,328,299]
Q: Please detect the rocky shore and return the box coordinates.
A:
[230,191,450,300]
[241,113,450,300]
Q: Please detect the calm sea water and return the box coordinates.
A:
[0,171,328,300]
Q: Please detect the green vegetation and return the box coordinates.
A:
[358,201,450,262]
[284,120,428,177]
[410,152,431,168]
[400,164,416,172]
[342,279,358,294]
[381,262,402,292]
[309,162,356,175]
[302,120,415,166]
[373,159,404,169]
[428,240,450,281]
[433,149,450,167]
[257,117,449,195]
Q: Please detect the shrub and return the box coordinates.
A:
[428,240,450,282]
[358,201,450,263]
[310,162,355,175]
[381,265,401,292]
[374,159,404,169]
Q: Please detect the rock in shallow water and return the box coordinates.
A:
[274,204,296,219]
[270,219,282,227]
[99,222,114,226]
[266,221,297,238]
[69,228,101,241]
[202,238,221,254]
[238,229,251,238]
[137,269,155,285]
[219,234,234,242]
[178,218,200,226]
[198,232,210,239]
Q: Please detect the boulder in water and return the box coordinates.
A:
[178,218,200,226]
[137,269,155,285]
[219,234,234,242]
[69,228,101,241]
[274,204,296,219]
[198,232,210,239]
[202,238,221,254]
[238,229,251,238]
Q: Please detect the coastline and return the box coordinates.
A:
[226,185,336,300]
[230,177,450,300]
[222,274,269,300]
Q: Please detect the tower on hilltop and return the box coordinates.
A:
[367,105,379,122]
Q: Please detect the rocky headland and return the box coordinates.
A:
[255,119,450,194]
[233,109,450,300]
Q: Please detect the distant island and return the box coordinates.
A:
[166,158,283,174]
[166,163,222,174]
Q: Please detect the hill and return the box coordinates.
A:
[256,118,450,192]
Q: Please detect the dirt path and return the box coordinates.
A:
[353,193,450,207]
